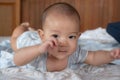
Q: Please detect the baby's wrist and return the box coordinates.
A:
[37,44,47,54]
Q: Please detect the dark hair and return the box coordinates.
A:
[41,2,80,29]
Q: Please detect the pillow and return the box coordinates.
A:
[79,27,118,44]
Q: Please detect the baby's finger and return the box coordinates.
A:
[52,38,58,46]
[48,37,58,46]
[46,37,58,49]
[42,40,53,48]
[115,52,119,59]
[112,49,120,59]
[47,40,54,48]
[110,52,116,59]
[116,51,120,59]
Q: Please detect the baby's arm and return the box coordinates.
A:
[14,37,58,66]
[11,22,33,51]
[85,49,120,66]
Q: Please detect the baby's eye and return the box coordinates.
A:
[52,34,58,38]
[69,35,76,39]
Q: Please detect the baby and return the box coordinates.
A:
[11,2,120,72]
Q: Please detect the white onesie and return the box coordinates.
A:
[17,31,88,72]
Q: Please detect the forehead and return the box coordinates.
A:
[43,12,80,32]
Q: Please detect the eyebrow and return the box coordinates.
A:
[70,32,79,34]
[51,30,79,35]
[50,30,60,32]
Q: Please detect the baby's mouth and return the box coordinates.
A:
[57,47,68,53]
[58,50,68,53]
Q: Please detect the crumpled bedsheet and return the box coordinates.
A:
[0,65,120,80]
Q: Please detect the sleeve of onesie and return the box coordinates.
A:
[70,45,88,64]
[16,31,41,49]
[16,31,47,71]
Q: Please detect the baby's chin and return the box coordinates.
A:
[51,53,70,60]
[56,56,67,60]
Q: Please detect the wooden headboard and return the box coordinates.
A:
[21,0,120,32]
[0,0,20,36]
[0,0,120,36]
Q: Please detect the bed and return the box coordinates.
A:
[0,27,120,80]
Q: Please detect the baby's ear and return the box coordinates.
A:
[37,29,44,40]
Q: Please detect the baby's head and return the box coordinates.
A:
[39,2,81,59]
[41,2,80,30]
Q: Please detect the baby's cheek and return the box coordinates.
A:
[70,44,77,52]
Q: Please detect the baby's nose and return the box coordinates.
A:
[58,38,68,47]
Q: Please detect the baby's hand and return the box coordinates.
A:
[110,48,120,59]
[40,37,58,53]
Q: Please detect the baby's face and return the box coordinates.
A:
[41,13,80,60]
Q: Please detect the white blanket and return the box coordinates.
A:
[0,65,120,80]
